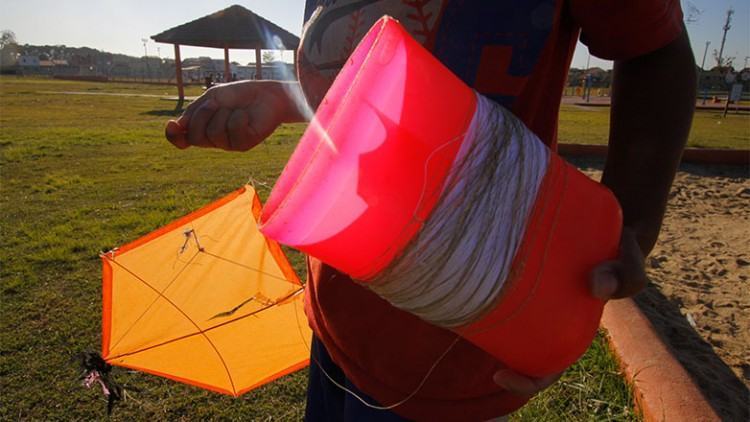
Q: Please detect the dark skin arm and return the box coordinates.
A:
[588,25,697,300]
[495,26,696,394]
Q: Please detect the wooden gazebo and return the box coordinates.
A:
[152,4,300,108]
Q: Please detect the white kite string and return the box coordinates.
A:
[367,94,550,328]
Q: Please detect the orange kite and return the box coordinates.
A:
[100,186,311,396]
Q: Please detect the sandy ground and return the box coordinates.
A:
[574,159,750,420]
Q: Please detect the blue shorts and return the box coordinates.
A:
[305,336,406,421]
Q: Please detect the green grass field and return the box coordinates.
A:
[7,75,743,420]
[558,104,750,148]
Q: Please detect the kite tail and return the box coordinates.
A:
[80,352,123,415]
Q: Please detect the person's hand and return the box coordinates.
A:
[492,227,647,395]
[589,227,648,300]
[164,80,305,151]
[493,369,562,397]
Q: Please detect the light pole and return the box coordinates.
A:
[717,8,734,68]
[700,41,710,104]
[142,38,150,80]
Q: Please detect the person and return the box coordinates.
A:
[165,1,696,420]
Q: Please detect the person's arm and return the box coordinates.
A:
[590,25,696,300]
[495,26,696,395]
[165,80,307,151]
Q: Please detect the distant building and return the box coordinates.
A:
[178,65,198,82]
[178,58,295,82]
[567,67,611,88]
[699,68,727,90]
[698,66,750,92]
[245,61,296,81]
[740,68,750,86]
[18,55,39,67]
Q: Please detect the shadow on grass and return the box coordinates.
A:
[142,109,183,117]
[633,286,749,420]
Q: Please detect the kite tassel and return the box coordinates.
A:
[80,352,123,415]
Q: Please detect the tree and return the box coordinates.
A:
[684,1,702,25]
[262,50,276,63]
[0,30,19,67]
[1,30,17,49]
[713,51,735,71]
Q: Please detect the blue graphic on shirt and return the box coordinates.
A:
[432,0,555,107]
[303,0,556,107]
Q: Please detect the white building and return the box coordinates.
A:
[244,61,296,81]
[18,55,40,67]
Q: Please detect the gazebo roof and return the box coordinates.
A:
[151,5,300,50]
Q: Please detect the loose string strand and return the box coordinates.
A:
[290,287,461,411]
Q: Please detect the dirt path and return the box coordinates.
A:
[573,159,750,420]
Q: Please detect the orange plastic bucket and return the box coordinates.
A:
[457,153,621,376]
[259,16,476,280]
[260,16,622,378]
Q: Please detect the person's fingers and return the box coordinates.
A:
[166,82,287,151]
[175,91,213,129]
[612,228,648,298]
[590,262,619,299]
[206,108,232,150]
[227,109,255,151]
[590,228,648,300]
[493,370,563,396]
[165,120,189,149]
[187,99,219,147]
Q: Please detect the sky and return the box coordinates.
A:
[2,0,749,70]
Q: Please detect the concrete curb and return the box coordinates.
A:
[558,144,750,166]
[600,299,721,422]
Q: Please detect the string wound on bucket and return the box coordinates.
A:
[367,94,550,328]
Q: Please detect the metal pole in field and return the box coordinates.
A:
[717,8,733,67]
[142,38,150,81]
[723,94,730,117]
[700,41,710,104]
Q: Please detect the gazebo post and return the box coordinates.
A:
[224,47,231,82]
[255,47,262,80]
[174,44,185,110]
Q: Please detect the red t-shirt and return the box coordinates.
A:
[297,1,683,420]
